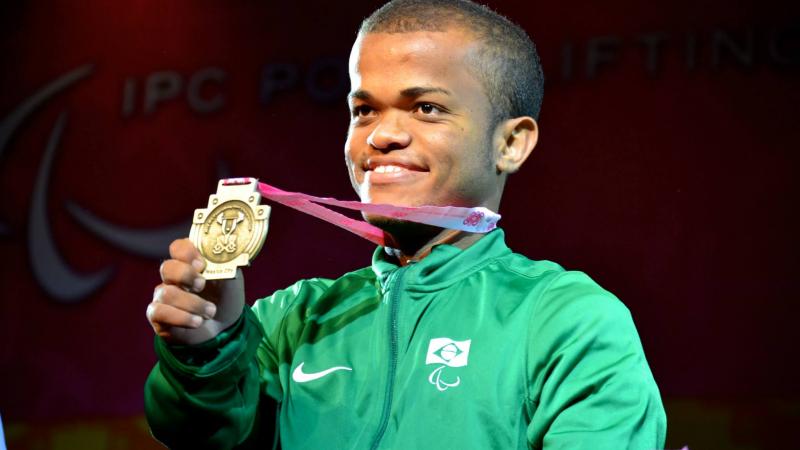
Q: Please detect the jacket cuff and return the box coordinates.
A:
[153,306,264,381]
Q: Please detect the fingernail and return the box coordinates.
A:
[193,277,205,292]
[191,315,203,327]
[205,304,217,319]
[192,258,205,272]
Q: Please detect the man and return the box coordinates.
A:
[144,1,667,449]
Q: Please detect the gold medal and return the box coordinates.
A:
[189,179,270,279]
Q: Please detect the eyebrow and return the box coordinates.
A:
[348,86,452,102]
[400,86,452,98]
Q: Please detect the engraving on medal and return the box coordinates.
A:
[212,208,244,255]
[201,200,254,261]
[189,178,270,280]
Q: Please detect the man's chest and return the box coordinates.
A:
[275,286,533,449]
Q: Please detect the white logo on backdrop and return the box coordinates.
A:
[0,65,189,302]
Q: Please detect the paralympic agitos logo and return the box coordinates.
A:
[0,65,187,303]
[0,59,350,303]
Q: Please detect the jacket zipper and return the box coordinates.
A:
[369,268,406,450]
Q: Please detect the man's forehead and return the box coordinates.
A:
[349,31,481,89]
[346,28,491,109]
[349,28,479,65]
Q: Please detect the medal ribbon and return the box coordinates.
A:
[221,178,500,247]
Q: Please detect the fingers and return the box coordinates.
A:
[159,259,205,292]
[152,284,217,318]
[149,239,226,343]
[146,284,217,338]
[147,301,204,331]
[149,238,247,344]
[168,238,205,271]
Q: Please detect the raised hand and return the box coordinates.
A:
[146,238,245,345]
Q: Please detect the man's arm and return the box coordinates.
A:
[143,239,279,448]
[144,307,272,448]
[525,272,667,450]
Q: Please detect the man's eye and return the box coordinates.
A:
[415,103,443,115]
[352,105,374,117]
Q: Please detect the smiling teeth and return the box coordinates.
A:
[373,165,406,173]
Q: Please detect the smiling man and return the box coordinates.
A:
[344,25,528,261]
[144,1,666,449]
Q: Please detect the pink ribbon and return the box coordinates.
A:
[221,178,500,246]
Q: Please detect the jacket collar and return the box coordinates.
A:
[371,228,512,292]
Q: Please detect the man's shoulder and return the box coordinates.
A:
[491,250,627,316]
[496,250,565,280]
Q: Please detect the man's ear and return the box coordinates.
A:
[495,116,538,174]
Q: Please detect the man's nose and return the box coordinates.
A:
[367,114,411,151]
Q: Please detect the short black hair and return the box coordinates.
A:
[359,0,544,122]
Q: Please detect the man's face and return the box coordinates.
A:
[345,29,503,213]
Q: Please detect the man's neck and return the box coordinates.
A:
[385,228,484,266]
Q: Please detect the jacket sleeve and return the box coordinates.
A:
[144,306,277,449]
[144,278,331,449]
[524,271,667,450]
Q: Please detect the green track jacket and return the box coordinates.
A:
[145,229,666,449]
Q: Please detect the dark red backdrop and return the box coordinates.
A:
[0,1,797,448]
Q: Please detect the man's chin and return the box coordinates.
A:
[363,212,408,230]
[363,212,442,244]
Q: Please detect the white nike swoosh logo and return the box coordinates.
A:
[292,362,353,383]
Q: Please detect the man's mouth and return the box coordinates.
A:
[364,161,426,185]
[372,164,409,174]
